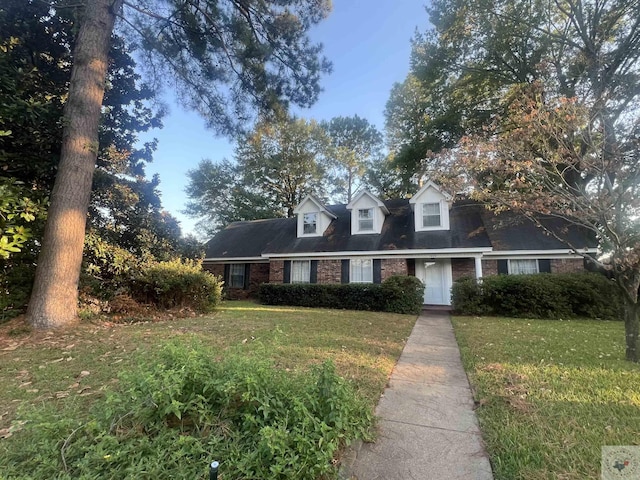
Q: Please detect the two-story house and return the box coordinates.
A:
[203,181,597,305]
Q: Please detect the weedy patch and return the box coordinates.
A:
[0,301,416,479]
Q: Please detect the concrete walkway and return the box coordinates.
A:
[342,310,494,480]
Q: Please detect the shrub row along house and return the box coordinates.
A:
[204,181,596,306]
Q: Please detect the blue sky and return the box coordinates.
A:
[139,1,431,237]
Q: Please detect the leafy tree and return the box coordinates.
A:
[364,154,409,200]
[236,116,331,217]
[184,158,281,236]
[322,115,383,202]
[438,86,640,362]
[0,179,47,259]
[23,0,331,328]
[386,0,640,186]
[388,0,640,361]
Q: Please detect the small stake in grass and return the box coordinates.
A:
[209,461,219,480]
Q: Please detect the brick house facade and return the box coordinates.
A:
[204,185,596,305]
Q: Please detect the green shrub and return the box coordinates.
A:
[259,277,424,314]
[0,262,34,321]
[1,342,373,479]
[259,283,387,311]
[129,259,222,312]
[452,273,624,319]
[381,275,424,314]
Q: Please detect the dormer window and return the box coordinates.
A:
[358,208,374,231]
[346,190,389,235]
[303,212,317,234]
[422,203,441,228]
[293,195,336,238]
[410,181,451,232]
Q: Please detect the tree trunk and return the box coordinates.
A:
[624,301,639,363]
[26,0,121,329]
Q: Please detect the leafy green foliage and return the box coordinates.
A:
[129,259,222,312]
[0,178,46,259]
[184,158,283,236]
[386,0,640,185]
[259,276,424,315]
[1,342,373,479]
[381,275,424,315]
[452,273,624,319]
[186,115,334,233]
[260,283,387,311]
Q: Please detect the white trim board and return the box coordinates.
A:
[204,257,268,263]
[262,247,493,259]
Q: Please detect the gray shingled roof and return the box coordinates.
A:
[204,198,596,259]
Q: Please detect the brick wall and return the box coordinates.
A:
[249,263,270,292]
[482,260,498,276]
[452,258,476,281]
[269,260,285,284]
[203,263,224,278]
[318,259,342,284]
[551,258,585,273]
[381,258,408,281]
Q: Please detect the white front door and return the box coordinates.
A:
[416,259,452,305]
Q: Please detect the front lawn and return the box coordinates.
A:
[0,301,416,478]
[452,316,640,480]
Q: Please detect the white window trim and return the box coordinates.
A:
[229,263,245,288]
[414,199,450,232]
[421,202,441,228]
[358,208,374,232]
[350,258,373,283]
[508,259,540,275]
[291,260,311,284]
[302,212,318,235]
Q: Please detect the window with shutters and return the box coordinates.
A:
[291,260,311,283]
[229,264,245,288]
[350,258,373,283]
[508,259,539,275]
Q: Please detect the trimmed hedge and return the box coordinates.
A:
[258,275,424,315]
[452,273,624,320]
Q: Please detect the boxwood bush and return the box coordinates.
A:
[259,275,424,315]
[452,272,624,320]
[381,275,424,314]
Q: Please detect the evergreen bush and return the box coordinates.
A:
[452,273,624,319]
[381,275,424,314]
[259,275,423,314]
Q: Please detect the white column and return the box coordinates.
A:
[474,256,483,279]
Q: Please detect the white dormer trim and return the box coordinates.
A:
[346,190,389,235]
[293,194,336,238]
[409,181,452,232]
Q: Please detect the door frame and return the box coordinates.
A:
[415,258,453,306]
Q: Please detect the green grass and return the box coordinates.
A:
[451,316,640,480]
[0,300,415,433]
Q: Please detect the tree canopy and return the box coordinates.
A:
[185,115,332,233]
[322,115,383,203]
[7,0,332,327]
[385,0,640,186]
[394,0,640,361]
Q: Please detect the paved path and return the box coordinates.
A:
[342,310,494,480]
